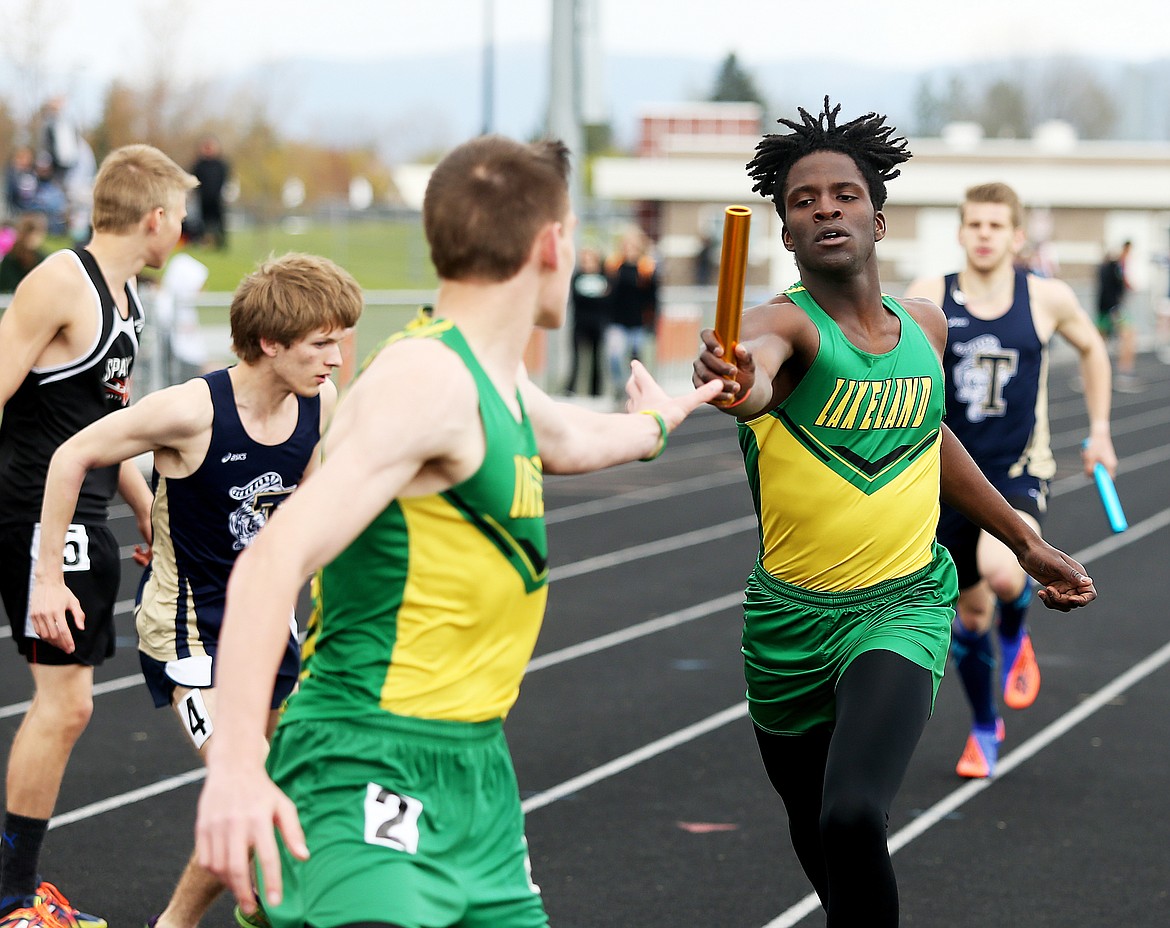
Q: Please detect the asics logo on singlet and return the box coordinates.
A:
[221,452,248,463]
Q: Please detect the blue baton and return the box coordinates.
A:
[1083,441,1128,533]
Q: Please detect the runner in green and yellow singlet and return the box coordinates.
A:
[693,98,1097,927]
[195,135,722,928]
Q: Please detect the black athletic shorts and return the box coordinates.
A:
[0,521,121,666]
[936,474,1048,592]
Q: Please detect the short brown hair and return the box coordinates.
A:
[961,182,1024,229]
[423,135,570,282]
[230,253,364,363]
[91,144,198,233]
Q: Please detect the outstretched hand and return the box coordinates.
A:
[693,328,756,407]
[624,359,723,428]
[1019,543,1097,612]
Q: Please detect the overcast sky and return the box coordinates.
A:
[12,0,1170,91]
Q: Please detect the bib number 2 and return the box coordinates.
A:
[363,783,423,855]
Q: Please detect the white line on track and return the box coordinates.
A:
[49,769,208,831]
[550,516,755,581]
[38,503,1170,842]
[9,415,1170,853]
[2,528,751,716]
[757,511,1170,928]
[545,470,743,524]
[0,672,143,721]
[760,637,1170,928]
[527,592,744,672]
[1051,401,1170,451]
[520,703,750,815]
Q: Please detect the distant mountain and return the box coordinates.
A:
[37,45,1170,162]
[223,46,936,159]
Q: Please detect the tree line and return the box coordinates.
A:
[709,52,1132,141]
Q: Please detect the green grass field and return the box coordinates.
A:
[177,217,438,291]
[175,218,441,368]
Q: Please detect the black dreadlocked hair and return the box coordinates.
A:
[747,96,911,220]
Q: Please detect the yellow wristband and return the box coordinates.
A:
[638,410,668,461]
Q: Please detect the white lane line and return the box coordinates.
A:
[521,703,749,815]
[1050,401,1170,451]
[551,516,755,582]
[0,673,144,721]
[49,769,208,831]
[760,636,1170,928]
[527,593,744,672]
[25,501,1170,832]
[758,510,1170,928]
[41,592,748,829]
[2,538,751,720]
[546,470,743,524]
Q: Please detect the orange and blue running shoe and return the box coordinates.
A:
[34,882,105,928]
[956,721,1004,779]
[1002,632,1041,709]
[0,895,73,928]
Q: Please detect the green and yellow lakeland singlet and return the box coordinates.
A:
[739,284,945,591]
[283,316,549,724]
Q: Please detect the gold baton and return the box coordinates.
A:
[714,206,751,380]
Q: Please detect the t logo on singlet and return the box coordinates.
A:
[953,335,1019,422]
[227,471,295,550]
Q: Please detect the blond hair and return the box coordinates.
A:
[91,144,198,233]
[961,182,1024,229]
[231,253,364,363]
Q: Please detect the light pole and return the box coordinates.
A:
[481,0,495,135]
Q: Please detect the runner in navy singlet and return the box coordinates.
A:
[906,182,1117,778]
[31,254,363,928]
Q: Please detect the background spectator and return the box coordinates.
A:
[5,147,39,215]
[0,212,49,293]
[189,135,230,249]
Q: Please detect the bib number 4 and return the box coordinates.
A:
[177,689,213,750]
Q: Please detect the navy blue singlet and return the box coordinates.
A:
[136,369,319,677]
[940,269,1054,481]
